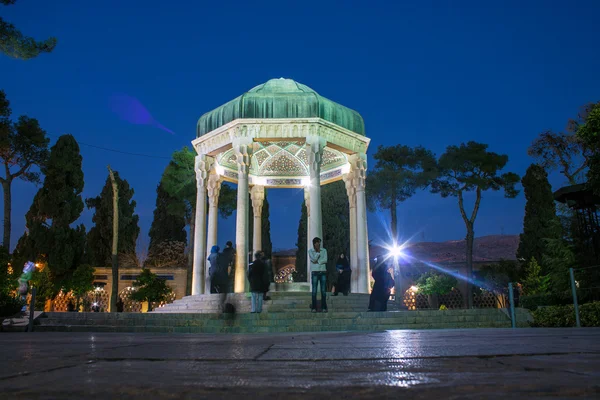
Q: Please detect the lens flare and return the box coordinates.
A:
[109,93,174,135]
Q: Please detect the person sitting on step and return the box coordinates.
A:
[332,252,351,296]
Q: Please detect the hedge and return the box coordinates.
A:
[531,302,600,327]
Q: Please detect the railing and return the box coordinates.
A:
[570,265,600,328]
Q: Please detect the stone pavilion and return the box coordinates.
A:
[190,78,371,294]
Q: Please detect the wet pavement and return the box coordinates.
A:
[1,328,599,399]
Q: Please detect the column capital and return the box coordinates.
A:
[195,154,214,189]
[350,153,367,191]
[207,169,222,207]
[233,138,254,176]
[305,136,326,175]
[343,170,357,209]
[250,185,265,215]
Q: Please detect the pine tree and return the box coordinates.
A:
[517,164,562,274]
[86,171,140,268]
[367,145,437,240]
[431,141,520,308]
[147,182,186,257]
[294,200,308,283]
[0,0,57,59]
[26,134,86,289]
[0,90,50,250]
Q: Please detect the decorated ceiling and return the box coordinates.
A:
[217,141,347,180]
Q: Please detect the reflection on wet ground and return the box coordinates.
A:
[1,328,599,398]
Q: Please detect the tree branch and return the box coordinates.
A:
[470,186,482,224]
[9,161,31,180]
[457,190,470,226]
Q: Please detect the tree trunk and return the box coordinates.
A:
[465,225,474,309]
[186,211,195,296]
[108,167,119,313]
[428,294,439,309]
[390,196,397,242]
[2,179,11,251]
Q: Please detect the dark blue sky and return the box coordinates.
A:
[2,0,599,253]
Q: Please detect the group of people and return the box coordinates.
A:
[307,237,395,313]
[207,237,395,314]
[207,241,275,313]
[207,241,237,294]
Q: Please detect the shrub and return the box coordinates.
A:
[521,290,598,310]
[130,268,172,311]
[416,272,457,295]
[0,292,24,318]
[520,292,572,310]
[439,304,448,310]
[580,302,600,327]
[531,302,600,327]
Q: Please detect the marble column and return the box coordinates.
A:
[306,136,325,245]
[353,153,370,294]
[250,185,265,256]
[233,138,253,293]
[343,170,358,293]
[192,154,212,295]
[205,168,222,294]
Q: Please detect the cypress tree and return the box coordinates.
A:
[294,200,308,283]
[26,134,86,288]
[261,191,273,260]
[86,171,140,268]
[517,164,562,274]
[148,182,186,254]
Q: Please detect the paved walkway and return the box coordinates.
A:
[1,328,599,399]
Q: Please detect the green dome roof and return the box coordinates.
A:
[197,78,365,137]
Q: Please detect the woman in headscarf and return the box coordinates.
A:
[332,253,351,296]
[368,260,395,311]
[208,245,220,293]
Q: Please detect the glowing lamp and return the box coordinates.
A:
[410,285,419,293]
[389,245,403,258]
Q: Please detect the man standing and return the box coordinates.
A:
[308,237,328,313]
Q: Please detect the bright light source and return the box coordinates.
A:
[410,285,419,293]
[390,245,403,257]
[93,302,98,307]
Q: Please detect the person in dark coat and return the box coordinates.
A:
[368,261,395,311]
[208,245,220,293]
[248,251,268,313]
[222,241,235,293]
[332,253,351,296]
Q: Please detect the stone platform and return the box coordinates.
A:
[154,292,395,313]
[1,328,599,398]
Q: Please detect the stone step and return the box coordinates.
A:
[33,308,531,333]
[34,321,515,334]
